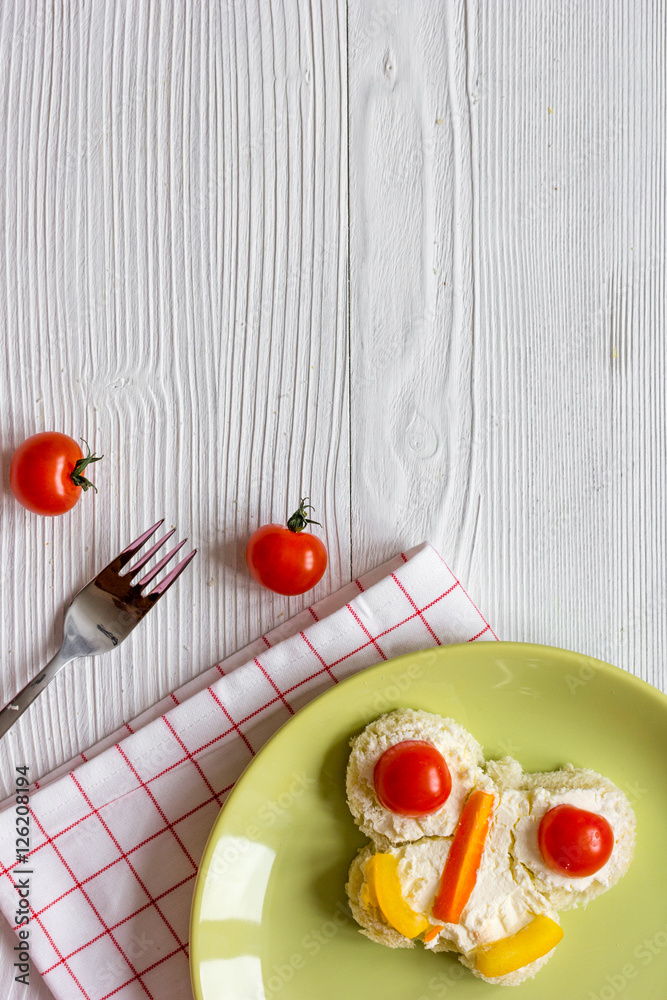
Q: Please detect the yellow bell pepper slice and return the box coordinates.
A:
[475,914,564,978]
[366,853,430,939]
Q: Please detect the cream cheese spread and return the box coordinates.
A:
[346,711,636,986]
[347,709,492,842]
[512,785,634,893]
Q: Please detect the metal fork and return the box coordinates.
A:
[0,521,196,739]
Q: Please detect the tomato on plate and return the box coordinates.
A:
[10,432,103,516]
[245,498,327,596]
[538,803,614,877]
[373,740,452,817]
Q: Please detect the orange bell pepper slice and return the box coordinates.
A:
[432,789,495,923]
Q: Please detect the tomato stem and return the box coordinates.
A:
[71,439,103,493]
[286,497,322,533]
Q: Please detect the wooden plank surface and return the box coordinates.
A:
[1,0,666,997]
[348,0,479,574]
[349,0,667,687]
[0,1,348,993]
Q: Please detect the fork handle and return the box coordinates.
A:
[0,649,73,739]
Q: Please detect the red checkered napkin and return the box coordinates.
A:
[0,542,496,1000]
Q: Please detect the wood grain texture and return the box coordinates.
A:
[0,0,348,806]
[1,0,667,997]
[0,7,347,995]
[471,0,667,684]
[349,0,666,688]
[349,0,477,571]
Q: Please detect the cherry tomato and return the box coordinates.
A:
[538,803,614,877]
[10,432,102,516]
[373,740,452,817]
[245,498,327,596]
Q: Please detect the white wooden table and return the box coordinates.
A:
[1,2,665,997]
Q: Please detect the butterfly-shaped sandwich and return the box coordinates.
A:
[345,709,635,985]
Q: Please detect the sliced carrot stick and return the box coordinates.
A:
[432,789,495,923]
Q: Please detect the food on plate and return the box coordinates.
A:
[347,841,452,951]
[373,740,452,816]
[475,915,564,979]
[345,709,635,986]
[365,853,430,939]
[10,432,103,516]
[488,756,635,910]
[346,709,490,846]
[432,788,495,923]
[538,803,613,877]
[245,497,327,596]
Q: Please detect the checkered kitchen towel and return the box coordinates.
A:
[0,542,496,1000]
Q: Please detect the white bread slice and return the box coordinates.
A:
[488,757,636,910]
[344,721,636,987]
[346,841,558,985]
[346,709,489,846]
[345,845,416,950]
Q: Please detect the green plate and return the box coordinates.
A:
[189,642,667,999]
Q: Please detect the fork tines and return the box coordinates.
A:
[120,520,196,596]
[148,547,197,596]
